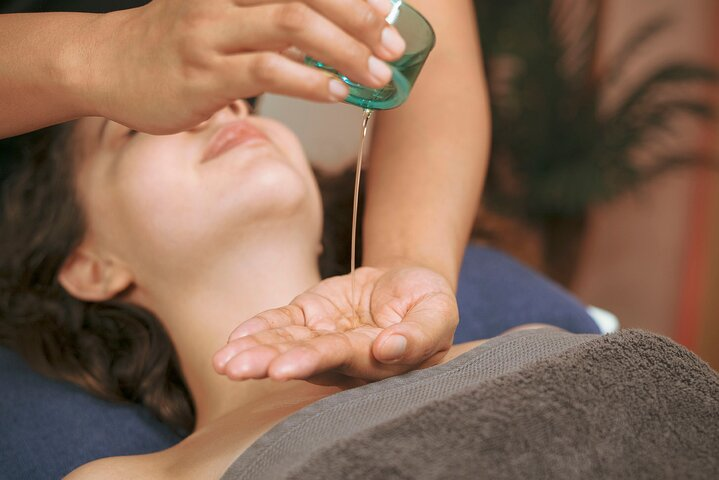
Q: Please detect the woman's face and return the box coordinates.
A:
[71,101,322,289]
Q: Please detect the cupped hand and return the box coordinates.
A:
[212,266,458,383]
[84,0,405,135]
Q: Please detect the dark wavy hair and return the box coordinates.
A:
[0,124,195,434]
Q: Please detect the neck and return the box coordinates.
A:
[134,236,329,430]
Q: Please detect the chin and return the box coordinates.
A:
[218,157,320,231]
[208,120,323,242]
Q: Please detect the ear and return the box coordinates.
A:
[58,247,134,302]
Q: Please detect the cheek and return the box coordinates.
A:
[202,147,312,232]
[101,142,212,266]
[104,144,303,260]
[119,170,196,239]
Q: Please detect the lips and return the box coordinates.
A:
[202,121,270,162]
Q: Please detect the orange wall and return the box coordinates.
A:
[573,0,717,366]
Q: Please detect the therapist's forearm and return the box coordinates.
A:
[363,0,490,290]
[0,13,102,138]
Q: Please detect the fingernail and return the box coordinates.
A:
[368,56,392,84]
[368,0,393,16]
[381,27,406,56]
[381,335,407,361]
[328,79,349,101]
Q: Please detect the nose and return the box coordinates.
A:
[228,99,251,118]
[188,99,251,132]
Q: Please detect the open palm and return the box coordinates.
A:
[212,266,458,382]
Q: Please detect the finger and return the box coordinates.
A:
[268,327,383,380]
[215,324,316,373]
[220,331,348,381]
[220,52,350,103]
[268,345,327,380]
[372,293,459,365]
[227,305,307,342]
[236,0,405,61]
[222,345,280,380]
[216,325,316,378]
[216,4,393,87]
[213,334,260,373]
[314,0,405,60]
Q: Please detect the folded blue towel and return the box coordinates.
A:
[454,245,599,341]
[0,346,180,479]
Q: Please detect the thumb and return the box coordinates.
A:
[371,293,458,365]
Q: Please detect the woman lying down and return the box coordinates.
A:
[1,102,717,480]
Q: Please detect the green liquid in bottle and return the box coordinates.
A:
[305,53,428,110]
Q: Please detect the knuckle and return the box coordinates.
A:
[330,45,369,81]
[275,2,311,33]
[251,53,281,85]
[347,43,371,67]
[179,11,208,32]
[358,7,383,33]
[176,42,217,84]
[177,2,219,30]
[175,14,213,61]
[177,39,202,73]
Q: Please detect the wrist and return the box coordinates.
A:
[55,9,135,120]
[362,253,459,292]
[51,13,101,118]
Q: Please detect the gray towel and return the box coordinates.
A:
[221,329,719,480]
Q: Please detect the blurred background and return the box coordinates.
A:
[257,0,719,368]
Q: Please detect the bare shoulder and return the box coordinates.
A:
[63,435,237,480]
[64,455,165,480]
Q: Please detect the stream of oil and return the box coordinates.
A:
[350,108,373,323]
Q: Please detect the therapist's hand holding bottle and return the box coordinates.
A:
[0,0,405,138]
